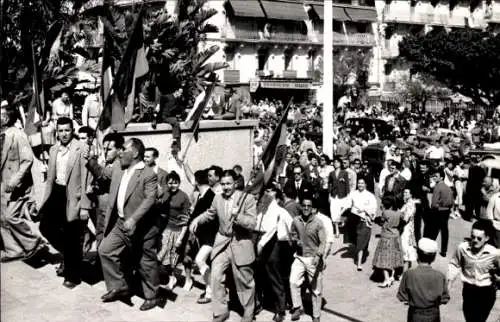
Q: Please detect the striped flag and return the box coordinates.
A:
[25,41,45,137]
[246,98,293,195]
[185,81,216,142]
[100,17,114,106]
[98,11,149,132]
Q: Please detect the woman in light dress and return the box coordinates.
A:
[400,188,417,272]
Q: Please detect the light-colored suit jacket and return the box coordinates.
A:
[104,162,157,236]
[39,139,91,222]
[197,190,257,266]
[1,126,34,199]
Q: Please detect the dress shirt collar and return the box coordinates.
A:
[58,139,74,152]
[153,164,158,174]
[465,243,496,256]
[125,161,145,174]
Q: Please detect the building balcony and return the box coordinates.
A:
[330,32,376,46]
[255,70,275,78]
[382,6,469,27]
[223,69,241,83]
[282,70,298,78]
[220,26,311,44]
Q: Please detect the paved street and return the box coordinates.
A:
[2,159,500,322]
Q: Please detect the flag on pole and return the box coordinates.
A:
[24,41,45,137]
[98,10,149,132]
[100,17,114,106]
[246,98,293,195]
[186,81,216,142]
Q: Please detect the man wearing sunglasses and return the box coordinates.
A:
[447,220,500,322]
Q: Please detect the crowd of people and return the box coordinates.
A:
[1,87,500,322]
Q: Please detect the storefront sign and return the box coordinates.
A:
[249,80,260,92]
[259,81,312,89]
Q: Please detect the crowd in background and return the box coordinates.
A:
[1,86,500,322]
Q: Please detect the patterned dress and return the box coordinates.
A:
[373,209,404,270]
[400,199,417,262]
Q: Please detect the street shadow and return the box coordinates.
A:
[23,250,62,269]
[321,306,366,322]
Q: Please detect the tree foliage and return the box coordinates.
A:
[398,28,500,109]
[2,0,227,111]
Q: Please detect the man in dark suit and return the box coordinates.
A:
[189,170,257,322]
[96,138,160,311]
[157,88,183,149]
[1,105,46,262]
[464,156,486,221]
[329,157,350,237]
[85,133,124,246]
[383,160,407,207]
[284,165,313,203]
[144,147,168,187]
[39,117,92,289]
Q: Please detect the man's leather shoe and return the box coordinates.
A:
[139,298,160,311]
[212,312,230,322]
[273,313,285,322]
[63,280,80,289]
[290,307,303,321]
[101,288,130,303]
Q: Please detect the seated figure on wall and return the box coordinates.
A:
[213,87,241,124]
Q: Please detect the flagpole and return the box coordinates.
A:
[230,97,294,223]
[31,41,47,168]
[180,127,197,162]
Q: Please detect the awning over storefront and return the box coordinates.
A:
[260,0,309,21]
[227,0,265,18]
[312,5,352,21]
[344,7,378,22]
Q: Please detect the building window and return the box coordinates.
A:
[284,49,294,70]
[333,20,342,32]
[258,48,270,70]
[355,23,368,33]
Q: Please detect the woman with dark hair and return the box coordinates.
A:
[400,188,417,272]
[157,171,191,291]
[373,195,404,288]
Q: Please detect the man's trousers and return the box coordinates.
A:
[211,244,255,322]
[1,192,41,257]
[98,217,159,299]
[289,256,323,319]
[39,184,85,283]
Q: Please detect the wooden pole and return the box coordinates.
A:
[323,0,334,159]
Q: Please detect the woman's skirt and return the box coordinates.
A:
[330,196,348,223]
[157,226,183,267]
[372,236,404,269]
[354,221,372,255]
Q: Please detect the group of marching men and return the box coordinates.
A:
[0,104,332,322]
[2,104,500,322]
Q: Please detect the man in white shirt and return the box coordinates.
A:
[485,191,500,248]
[98,138,161,311]
[255,185,293,322]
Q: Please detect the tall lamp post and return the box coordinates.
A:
[323,0,334,158]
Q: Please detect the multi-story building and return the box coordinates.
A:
[204,0,378,102]
[375,0,499,100]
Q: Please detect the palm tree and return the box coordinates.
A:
[144,0,228,102]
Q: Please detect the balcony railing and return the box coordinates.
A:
[282,70,298,78]
[382,6,469,27]
[255,70,275,77]
[221,26,309,42]
[220,25,375,47]
[223,69,240,83]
